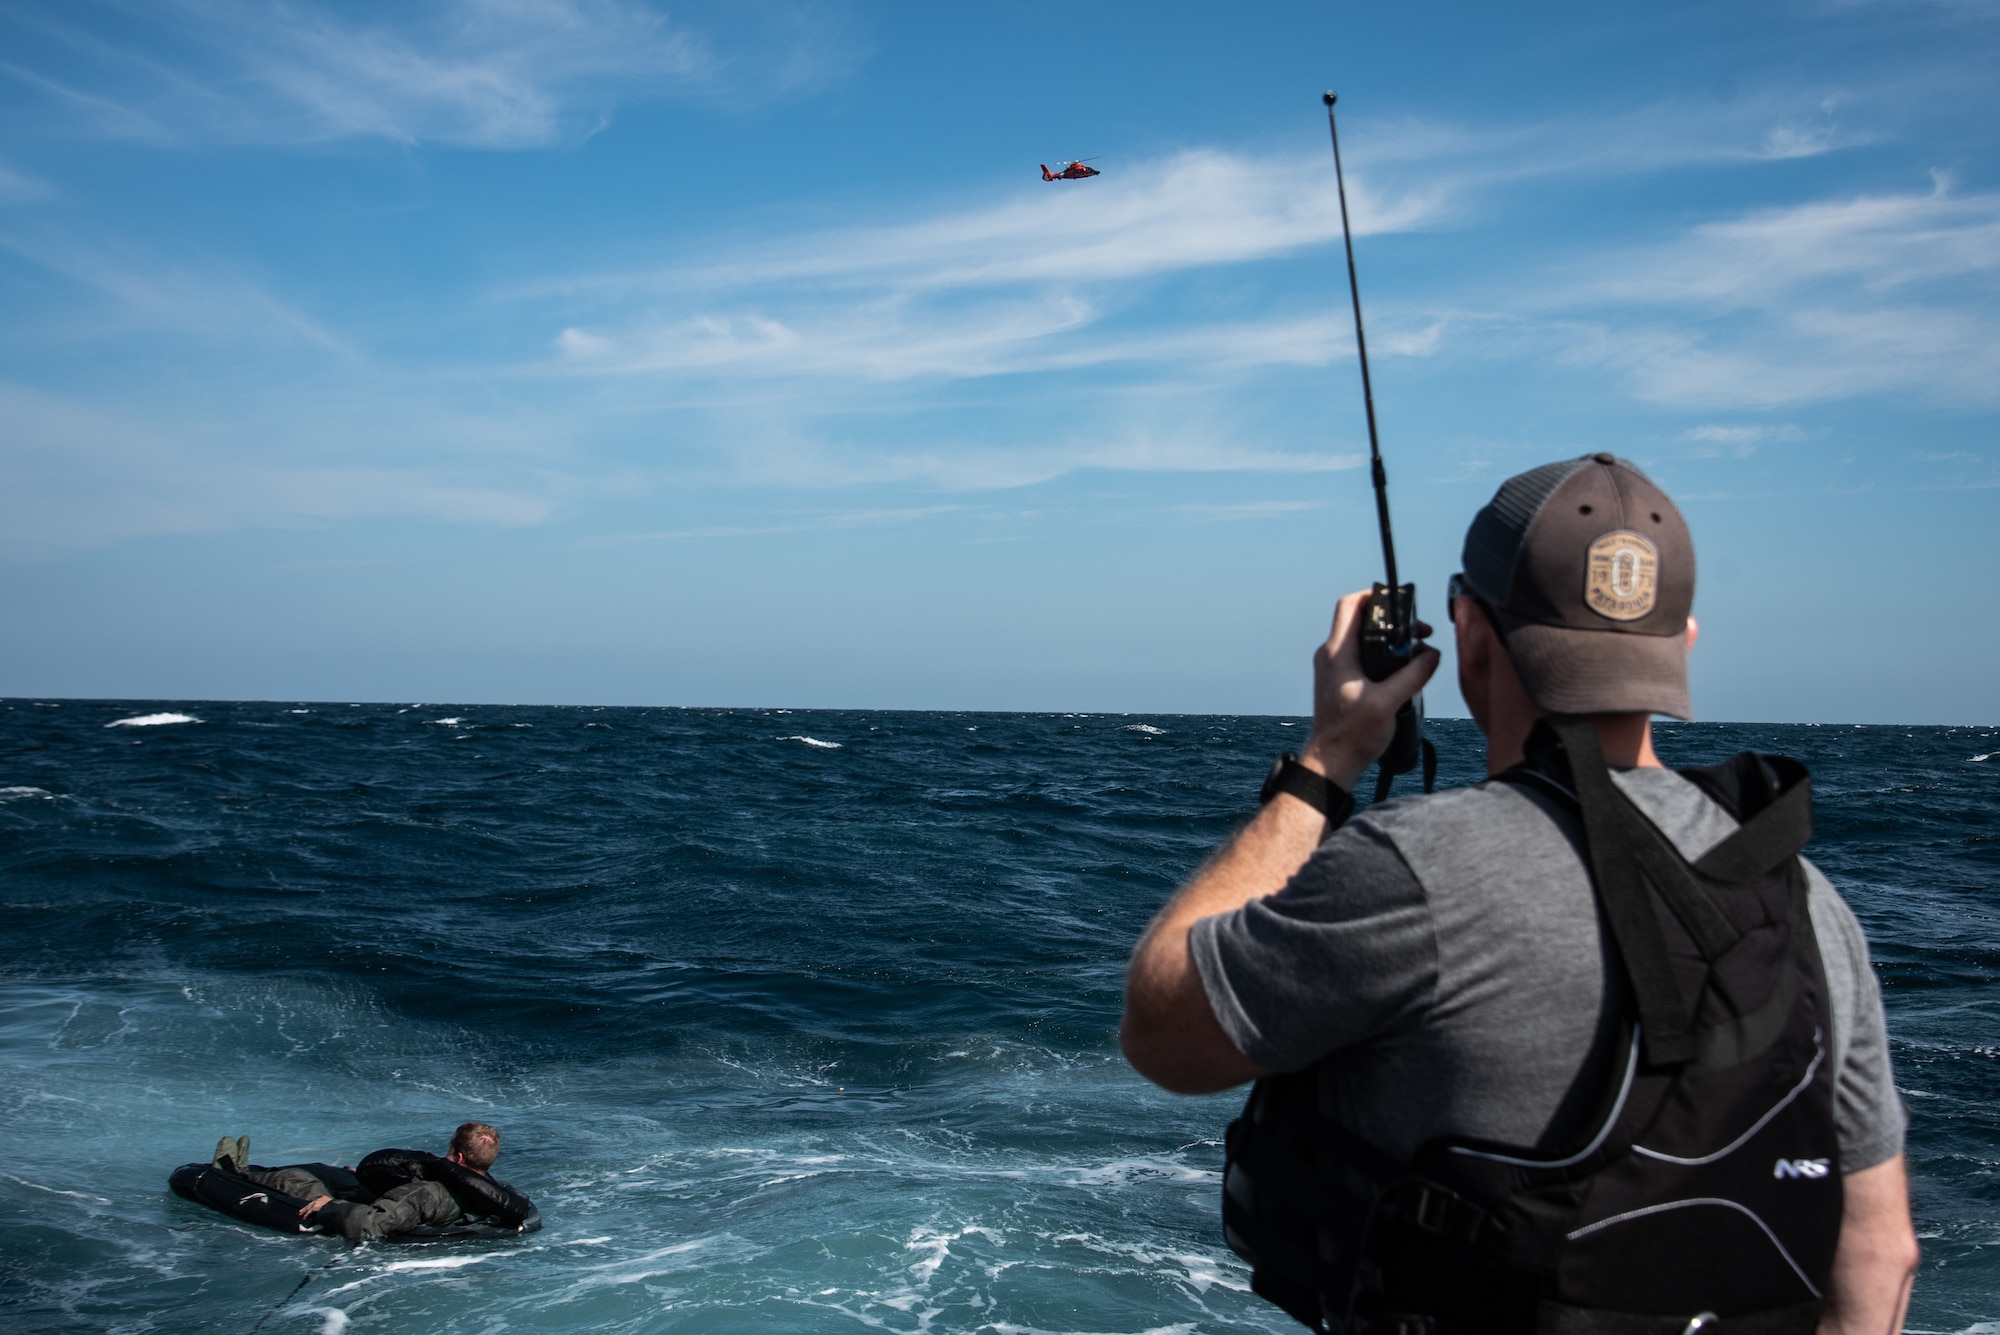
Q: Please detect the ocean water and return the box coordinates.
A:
[0,701,1993,1335]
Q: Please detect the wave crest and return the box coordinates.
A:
[104,713,200,728]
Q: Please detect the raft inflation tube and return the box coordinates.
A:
[169,1152,540,1241]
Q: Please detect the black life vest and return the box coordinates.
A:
[356,1148,538,1229]
[1221,716,1843,1335]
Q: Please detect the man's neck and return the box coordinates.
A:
[1588,712,1661,768]
[1486,710,1661,775]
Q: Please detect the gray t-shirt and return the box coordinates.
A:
[1191,767,1905,1171]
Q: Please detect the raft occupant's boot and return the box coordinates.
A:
[211,1136,242,1173]
[234,1136,250,1171]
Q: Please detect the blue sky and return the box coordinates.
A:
[1,0,1994,721]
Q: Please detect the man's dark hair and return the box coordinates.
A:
[451,1121,500,1170]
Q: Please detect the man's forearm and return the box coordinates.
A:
[1132,789,1330,977]
[1119,784,1331,1092]
[1119,588,1439,1095]
[1817,1154,1919,1335]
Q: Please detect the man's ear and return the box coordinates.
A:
[1686,614,1700,652]
[1454,596,1492,672]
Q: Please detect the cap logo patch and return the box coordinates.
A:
[1585,531,1659,621]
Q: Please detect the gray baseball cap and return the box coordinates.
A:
[1459,452,1696,719]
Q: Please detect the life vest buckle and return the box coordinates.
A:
[1402,1179,1486,1244]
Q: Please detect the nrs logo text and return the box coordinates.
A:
[1772,1158,1830,1179]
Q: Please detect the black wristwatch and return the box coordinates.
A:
[1259,752,1356,829]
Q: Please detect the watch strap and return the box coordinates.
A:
[1259,752,1356,828]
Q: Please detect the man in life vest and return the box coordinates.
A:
[210,1120,534,1239]
[1120,454,1917,1333]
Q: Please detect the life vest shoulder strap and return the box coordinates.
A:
[1681,753,1814,881]
[1499,719,1817,1067]
[1504,717,1698,1066]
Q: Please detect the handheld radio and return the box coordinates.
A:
[1324,92,1435,801]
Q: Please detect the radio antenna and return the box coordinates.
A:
[1322,92,1400,613]
[1321,91,1432,800]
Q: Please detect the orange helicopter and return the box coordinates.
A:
[1040,159,1101,181]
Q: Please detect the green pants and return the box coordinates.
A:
[245,1167,461,1240]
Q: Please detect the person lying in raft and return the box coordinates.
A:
[209,1121,535,1240]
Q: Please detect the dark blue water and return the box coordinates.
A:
[0,702,1993,1334]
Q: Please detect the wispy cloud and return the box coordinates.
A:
[0,227,355,350]
[1674,422,1811,460]
[1317,84,1874,201]
[554,306,1372,385]
[1582,176,2000,307]
[1172,499,1324,522]
[517,79,1912,397]
[652,149,1441,293]
[0,380,565,557]
[3,58,1991,561]
[535,149,1444,387]
[708,425,1365,494]
[575,504,968,546]
[1682,424,1806,443]
[536,84,1881,309]
[1372,175,2000,413]
[1554,178,2000,408]
[0,0,848,149]
[0,161,55,204]
[0,147,1392,554]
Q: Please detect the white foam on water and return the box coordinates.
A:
[1173,1251,1249,1294]
[104,713,200,728]
[430,717,467,726]
[902,1223,1007,1283]
[376,1254,491,1274]
[1971,753,1993,762]
[556,1235,753,1296]
[302,1308,349,1334]
[781,736,842,749]
[1124,724,1166,735]
[1040,1229,1250,1296]
[1065,1154,1218,1187]
[288,709,311,714]
[321,1252,493,1296]
[0,786,52,800]
[4,1173,112,1204]
[986,1325,1197,1335]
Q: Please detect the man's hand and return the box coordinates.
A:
[299,1194,332,1219]
[1302,590,1439,793]
[1120,590,1438,1094]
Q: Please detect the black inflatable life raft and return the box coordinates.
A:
[168,1159,541,1241]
